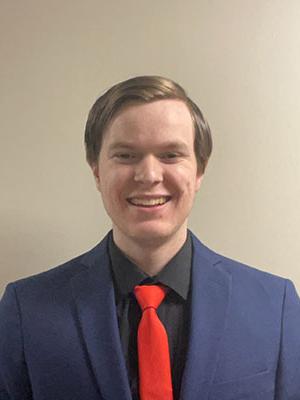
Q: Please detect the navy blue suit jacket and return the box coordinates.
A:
[1,232,300,399]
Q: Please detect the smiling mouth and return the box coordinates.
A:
[127,196,171,207]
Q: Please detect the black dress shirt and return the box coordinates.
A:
[108,232,192,400]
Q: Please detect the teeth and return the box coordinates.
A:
[129,197,169,206]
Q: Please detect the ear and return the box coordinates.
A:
[195,171,203,192]
[91,163,102,192]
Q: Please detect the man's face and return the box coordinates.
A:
[92,99,203,247]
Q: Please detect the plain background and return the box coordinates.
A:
[1,0,300,296]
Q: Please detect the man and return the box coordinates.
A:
[0,76,300,400]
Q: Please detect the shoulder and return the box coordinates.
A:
[190,231,292,295]
[3,233,110,297]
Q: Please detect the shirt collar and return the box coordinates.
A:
[108,231,192,301]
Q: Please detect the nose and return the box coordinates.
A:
[134,155,163,184]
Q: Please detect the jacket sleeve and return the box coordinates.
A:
[0,284,33,400]
[276,279,300,399]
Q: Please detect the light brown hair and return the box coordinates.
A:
[84,75,212,174]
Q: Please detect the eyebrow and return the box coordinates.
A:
[108,140,190,152]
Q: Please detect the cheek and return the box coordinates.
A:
[100,171,131,204]
[170,165,198,192]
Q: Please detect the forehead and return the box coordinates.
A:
[104,99,194,145]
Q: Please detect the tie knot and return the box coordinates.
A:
[134,284,168,311]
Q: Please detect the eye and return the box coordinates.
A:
[118,153,132,159]
[160,152,180,162]
[114,152,137,163]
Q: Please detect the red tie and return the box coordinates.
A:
[134,284,173,400]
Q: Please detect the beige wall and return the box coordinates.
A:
[1,0,300,295]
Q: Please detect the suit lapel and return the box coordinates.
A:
[180,234,232,400]
[71,235,132,400]
[69,232,231,400]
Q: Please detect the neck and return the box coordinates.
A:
[112,228,188,276]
